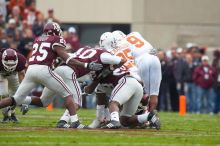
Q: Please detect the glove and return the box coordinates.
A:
[87,62,103,71]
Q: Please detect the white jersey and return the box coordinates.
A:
[110,45,142,82]
[123,32,154,58]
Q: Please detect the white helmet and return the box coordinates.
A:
[99,32,116,51]
[112,30,126,47]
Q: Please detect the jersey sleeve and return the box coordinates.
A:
[100,52,122,64]
[16,53,27,72]
[52,36,66,51]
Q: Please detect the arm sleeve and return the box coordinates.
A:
[52,36,66,51]
[16,54,27,72]
[100,52,122,64]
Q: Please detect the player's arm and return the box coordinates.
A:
[17,54,28,82]
[54,46,84,67]
[18,70,25,82]
[84,54,126,94]
[100,52,126,69]
[84,80,100,94]
[54,46,103,71]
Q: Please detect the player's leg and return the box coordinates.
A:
[88,83,112,128]
[0,75,10,122]
[40,67,86,128]
[88,92,108,128]
[135,55,161,129]
[55,66,82,109]
[7,74,26,122]
[0,67,38,110]
[118,80,161,130]
[138,55,161,112]
[119,80,143,127]
[0,70,37,121]
[103,77,138,129]
[54,66,83,128]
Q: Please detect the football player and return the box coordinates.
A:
[114,31,161,113]
[22,45,126,128]
[0,48,28,122]
[0,22,103,128]
[87,32,160,129]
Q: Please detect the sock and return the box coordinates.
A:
[70,114,78,123]
[104,108,110,121]
[137,112,150,124]
[23,96,32,105]
[60,110,70,122]
[110,111,119,122]
[96,105,105,121]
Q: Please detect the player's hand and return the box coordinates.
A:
[87,62,103,71]
[82,86,93,95]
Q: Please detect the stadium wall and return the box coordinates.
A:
[37,0,220,48]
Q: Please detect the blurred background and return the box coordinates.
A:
[1,0,220,114]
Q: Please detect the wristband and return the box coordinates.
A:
[84,63,88,68]
[65,56,74,65]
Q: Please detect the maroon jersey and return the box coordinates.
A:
[70,47,109,78]
[0,52,27,76]
[28,35,66,67]
[99,74,125,87]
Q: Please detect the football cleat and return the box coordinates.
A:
[1,116,10,123]
[88,119,101,128]
[88,119,107,128]
[70,120,89,129]
[2,107,11,117]
[20,104,29,115]
[56,120,70,128]
[135,105,145,115]
[10,113,19,123]
[147,111,160,130]
[101,120,121,129]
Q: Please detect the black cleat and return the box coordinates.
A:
[1,116,10,123]
[10,113,19,123]
[147,111,160,130]
[70,120,89,129]
[56,120,70,128]
[101,120,121,129]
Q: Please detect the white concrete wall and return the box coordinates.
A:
[37,0,220,48]
[37,0,132,23]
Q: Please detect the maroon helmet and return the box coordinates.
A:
[2,48,18,72]
[43,22,62,36]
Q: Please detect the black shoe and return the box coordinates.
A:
[135,105,146,115]
[1,116,10,123]
[147,111,160,130]
[20,104,29,115]
[10,113,19,123]
[56,120,70,128]
[70,120,89,129]
[101,120,121,129]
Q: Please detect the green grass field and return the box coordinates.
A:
[0,108,220,146]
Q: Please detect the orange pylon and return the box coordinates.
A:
[179,95,186,116]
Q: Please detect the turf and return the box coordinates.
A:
[0,108,219,146]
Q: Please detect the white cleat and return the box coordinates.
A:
[88,119,102,128]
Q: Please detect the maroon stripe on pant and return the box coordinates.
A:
[48,67,72,95]
[110,77,126,100]
[72,72,82,105]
